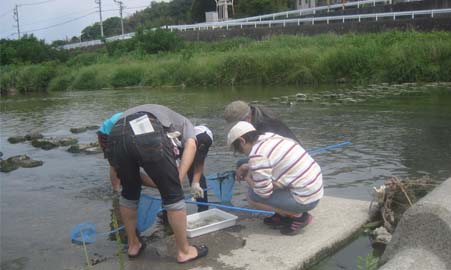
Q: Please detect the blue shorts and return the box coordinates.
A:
[248,188,319,214]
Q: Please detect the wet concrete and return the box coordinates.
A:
[90,196,370,270]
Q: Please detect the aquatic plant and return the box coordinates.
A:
[112,213,125,270]
[357,253,379,270]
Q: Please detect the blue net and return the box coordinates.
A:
[207,170,235,203]
[70,222,97,245]
[137,194,162,233]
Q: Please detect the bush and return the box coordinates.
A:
[48,73,74,91]
[0,35,67,65]
[134,28,184,54]
[0,68,17,95]
[15,64,57,93]
[111,65,144,87]
[66,52,104,67]
[71,67,105,90]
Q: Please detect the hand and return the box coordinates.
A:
[191,182,204,199]
[235,164,249,182]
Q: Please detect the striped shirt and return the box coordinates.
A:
[248,132,323,204]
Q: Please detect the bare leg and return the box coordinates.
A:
[167,209,198,262]
[120,206,141,256]
[140,172,157,188]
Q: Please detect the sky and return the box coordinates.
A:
[0,0,166,42]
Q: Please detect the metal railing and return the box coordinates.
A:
[168,8,451,31]
[166,0,392,31]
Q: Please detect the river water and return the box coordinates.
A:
[1,83,451,269]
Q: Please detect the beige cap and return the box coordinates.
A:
[224,101,251,123]
[227,121,256,146]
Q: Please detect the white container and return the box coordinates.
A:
[186,208,238,238]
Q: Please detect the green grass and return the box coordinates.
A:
[2,31,451,93]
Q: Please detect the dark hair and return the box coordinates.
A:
[231,130,261,153]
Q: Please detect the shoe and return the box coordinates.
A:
[177,245,208,264]
[263,213,291,228]
[280,213,313,235]
[128,240,146,259]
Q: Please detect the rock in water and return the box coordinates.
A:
[0,159,19,172]
[24,133,43,141]
[70,127,87,134]
[31,139,59,150]
[8,136,26,144]
[0,155,44,172]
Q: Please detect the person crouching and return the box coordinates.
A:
[227,121,323,235]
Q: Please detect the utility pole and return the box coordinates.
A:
[95,0,104,38]
[114,0,125,36]
[13,4,20,39]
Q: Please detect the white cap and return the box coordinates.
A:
[227,121,256,146]
[195,125,213,142]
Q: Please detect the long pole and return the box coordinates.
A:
[114,0,125,36]
[13,4,20,38]
[95,0,104,38]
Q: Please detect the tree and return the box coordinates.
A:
[191,0,216,23]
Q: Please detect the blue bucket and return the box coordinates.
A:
[207,170,235,203]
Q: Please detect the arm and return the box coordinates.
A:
[191,160,205,185]
[178,137,196,183]
[248,155,274,198]
[109,166,121,192]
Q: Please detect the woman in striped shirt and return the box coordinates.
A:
[227,121,323,235]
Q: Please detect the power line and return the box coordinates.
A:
[19,0,57,7]
[0,9,13,18]
[21,11,97,34]
[20,8,96,27]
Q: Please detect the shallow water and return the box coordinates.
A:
[1,83,451,269]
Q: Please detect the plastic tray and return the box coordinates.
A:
[186,208,238,238]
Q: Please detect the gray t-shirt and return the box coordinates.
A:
[121,104,196,144]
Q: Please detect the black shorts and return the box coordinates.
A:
[107,112,184,205]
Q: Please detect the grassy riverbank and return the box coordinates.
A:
[1,31,451,93]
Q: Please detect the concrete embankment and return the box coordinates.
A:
[379,177,451,270]
[91,195,370,270]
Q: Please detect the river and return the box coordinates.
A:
[1,83,451,269]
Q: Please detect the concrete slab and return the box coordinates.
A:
[90,196,370,270]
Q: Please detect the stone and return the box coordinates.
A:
[86,125,100,130]
[372,226,392,245]
[0,160,19,172]
[31,139,59,150]
[67,142,101,154]
[24,133,44,141]
[19,159,44,168]
[8,136,26,144]
[0,155,43,172]
[70,127,87,134]
[58,137,78,146]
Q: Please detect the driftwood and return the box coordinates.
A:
[369,176,438,246]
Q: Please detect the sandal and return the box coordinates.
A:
[177,245,208,264]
